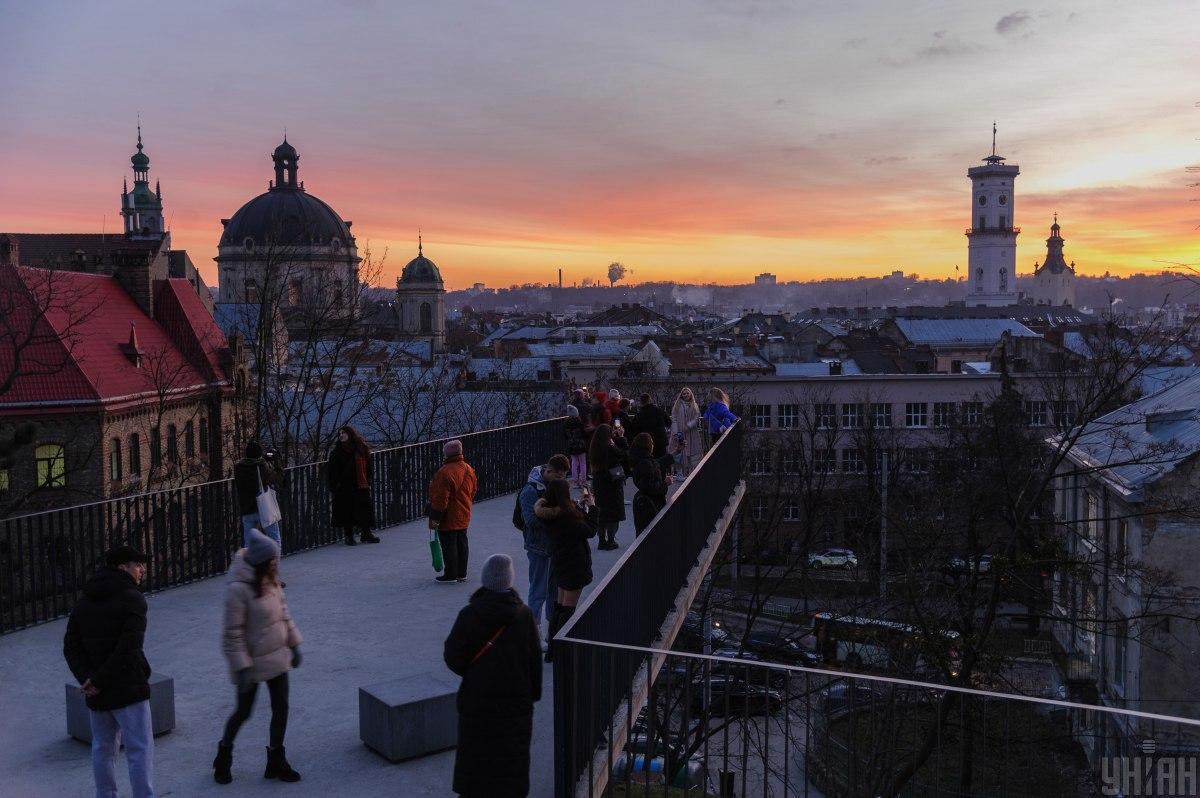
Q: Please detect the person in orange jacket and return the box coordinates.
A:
[428,439,479,584]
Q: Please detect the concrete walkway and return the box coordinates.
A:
[0,494,635,797]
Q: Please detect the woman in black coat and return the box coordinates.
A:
[326,426,380,546]
[444,555,542,798]
[535,479,596,661]
[588,423,628,551]
[629,432,672,535]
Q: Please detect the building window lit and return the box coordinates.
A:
[35,444,66,488]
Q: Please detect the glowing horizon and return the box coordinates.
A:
[1,1,1195,291]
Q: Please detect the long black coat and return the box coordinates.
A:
[632,402,671,457]
[63,567,151,711]
[233,457,278,516]
[536,500,596,591]
[629,446,669,533]
[327,444,375,529]
[444,588,542,798]
[589,438,628,524]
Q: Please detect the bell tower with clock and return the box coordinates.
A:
[964,124,1019,306]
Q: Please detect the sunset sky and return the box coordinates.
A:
[1,1,1196,290]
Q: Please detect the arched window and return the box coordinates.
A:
[420,302,433,333]
[129,433,142,476]
[975,268,983,289]
[35,444,66,488]
[999,268,1008,292]
[109,438,122,482]
[166,424,178,464]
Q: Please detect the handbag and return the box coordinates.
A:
[255,465,282,528]
[429,529,444,572]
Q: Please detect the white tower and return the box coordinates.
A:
[396,235,446,354]
[964,124,1019,306]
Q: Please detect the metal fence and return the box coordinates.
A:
[555,421,744,796]
[0,418,563,635]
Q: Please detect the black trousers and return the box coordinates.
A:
[222,672,289,749]
[438,529,469,580]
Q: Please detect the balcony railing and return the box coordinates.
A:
[965,226,1020,236]
[0,418,563,635]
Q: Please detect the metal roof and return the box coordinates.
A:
[772,359,864,377]
[893,318,1038,346]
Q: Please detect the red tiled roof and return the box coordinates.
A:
[153,278,229,382]
[0,264,213,410]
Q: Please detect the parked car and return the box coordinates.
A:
[709,648,789,688]
[944,554,993,575]
[807,548,858,570]
[817,682,885,716]
[611,752,710,792]
[690,675,783,716]
[741,630,821,667]
[678,611,730,651]
[736,547,789,566]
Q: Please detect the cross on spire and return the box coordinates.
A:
[418,230,423,256]
[991,121,997,157]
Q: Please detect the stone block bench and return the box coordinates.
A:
[66,672,176,743]
[359,672,458,762]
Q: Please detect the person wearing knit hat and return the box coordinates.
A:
[233,441,282,548]
[443,553,541,797]
[427,439,478,583]
[564,405,588,488]
[214,529,302,785]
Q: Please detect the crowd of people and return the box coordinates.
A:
[60,387,736,798]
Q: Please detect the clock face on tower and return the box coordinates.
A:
[999,195,1008,205]
[978,196,987,206]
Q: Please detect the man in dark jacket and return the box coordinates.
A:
[63,545,155,798]
[233,440,281,547]
[444,554,542,798]
[631,393,671,458]
[517,454,569,633]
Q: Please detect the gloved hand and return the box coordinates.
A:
[291,646,302,668]
[236,669,253,691]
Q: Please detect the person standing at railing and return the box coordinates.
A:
[568,387,589,421]
[536,479,596,663]
[214,529,302,785]
[443,554,542,798]
[63,545,156,798]
[630,392,671,459]
[702,387,739,438]
[563,406,588,488]
[428,439,478,584]
[516,454,569,635]
[327,426,381,546]
[629,432,673,535]
[234,441,282,547]
[588,422,628,551]
[670,387,703,475]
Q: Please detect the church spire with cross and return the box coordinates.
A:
[121,123,165,240]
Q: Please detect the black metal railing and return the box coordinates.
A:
[0,418,563,635]
[555,422,744,796]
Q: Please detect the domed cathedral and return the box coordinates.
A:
[1031,215,1077,307]
[215,139,361,318]
[396,235,446,353]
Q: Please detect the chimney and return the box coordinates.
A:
[0,235,18,266]
[828,360,842,375]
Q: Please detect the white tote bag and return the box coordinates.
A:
[255,465,283,528]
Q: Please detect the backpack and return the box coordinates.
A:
[512,490,526,531]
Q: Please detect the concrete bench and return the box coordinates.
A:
[66,672,176,743]
[359,672,458,762]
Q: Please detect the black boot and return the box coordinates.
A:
[264,745,301,782]
[544,602,562,663]
[360,529,381,544]
[344,529,357,546]
[213,741,233,785]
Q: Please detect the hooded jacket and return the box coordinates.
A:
[429,454,478,531]
[63,566,151,711]
[222,551,302,684]
[444,587,542,798]
[517,465,552,555]
[535,499,596,591]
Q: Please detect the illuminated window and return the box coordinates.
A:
[35,444,66,488]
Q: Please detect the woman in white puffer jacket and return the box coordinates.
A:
[213,528,303,785]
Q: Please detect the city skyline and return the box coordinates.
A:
[1,1,1196,291]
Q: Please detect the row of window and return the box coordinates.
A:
[109,419,210,483]
[746,400,1077,430]
[749,446,943,475]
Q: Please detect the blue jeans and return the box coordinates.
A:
[90,700,155,798]
[527,551,555,624]
[241,514,281,548]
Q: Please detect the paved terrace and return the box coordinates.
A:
[0,494,635,797]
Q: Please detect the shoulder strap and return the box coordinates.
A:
[469,625,508,665]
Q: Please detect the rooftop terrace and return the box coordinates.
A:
[0,494,635,797]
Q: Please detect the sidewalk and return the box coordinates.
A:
[0,493,635,797]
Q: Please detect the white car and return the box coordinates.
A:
[808,548,858,570]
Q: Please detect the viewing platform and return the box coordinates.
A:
[0,494,636,796]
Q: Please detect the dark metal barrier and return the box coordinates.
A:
[555,422,744,796]
[0,418,563,635]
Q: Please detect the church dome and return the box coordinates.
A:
[273,139,298,159]
[400,253,443,284]
[221,190,352,247]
